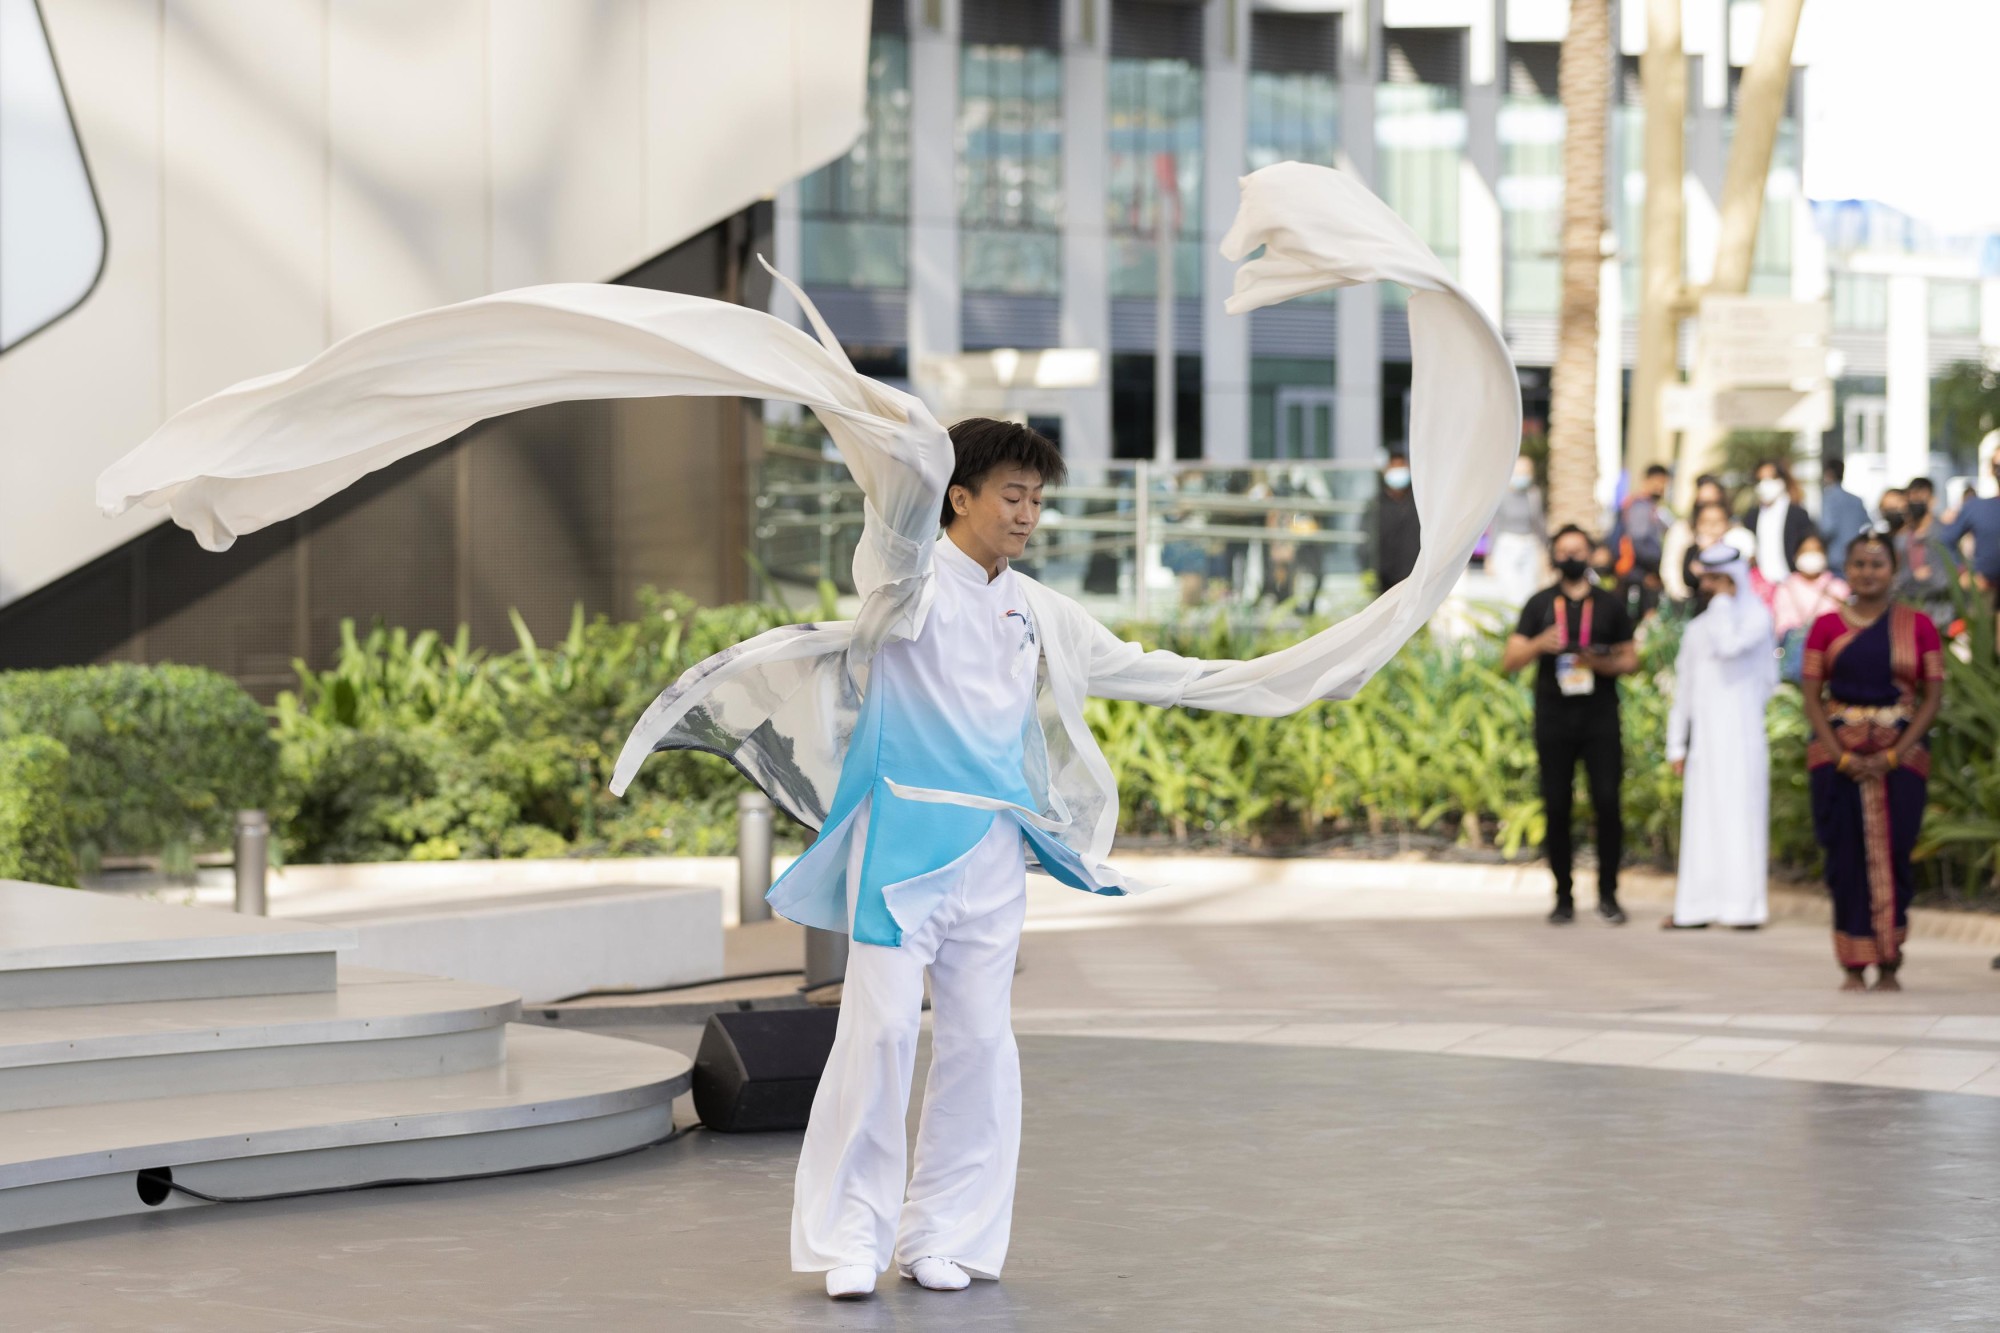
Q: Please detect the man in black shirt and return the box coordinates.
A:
[1502,524,1640,924]
[1369,451,1422,592]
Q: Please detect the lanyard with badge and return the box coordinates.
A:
[1553,596,1595,697]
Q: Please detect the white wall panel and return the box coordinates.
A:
[789,0,871,180]
[162,0,326,413]
[646,0,785,251]
[327,0,487,338]
[2,0,870,608]
[489,0,646,289]
[0,0,161,605]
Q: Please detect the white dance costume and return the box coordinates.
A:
[97,163,1522,1283]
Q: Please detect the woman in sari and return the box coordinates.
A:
[1800,532,1946,991]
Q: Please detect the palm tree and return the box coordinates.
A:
[1548,0,1612,534]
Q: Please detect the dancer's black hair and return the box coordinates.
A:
[941,418,1066,527]
[1847,529,1899,571]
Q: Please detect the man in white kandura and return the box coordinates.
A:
[95,164,1519,1300]
[1665,543,1778,930]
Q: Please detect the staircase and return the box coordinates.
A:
[0,880,690,1236]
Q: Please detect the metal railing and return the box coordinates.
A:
[753,433,1382,620]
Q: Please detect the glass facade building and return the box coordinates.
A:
[777,0,1821,474]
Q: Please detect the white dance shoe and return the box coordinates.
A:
[901,1257,971,1291]
[825,1265,877,1299]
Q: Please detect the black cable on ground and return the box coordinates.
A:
[153,1122,694,1206]
[552,969,803,1002]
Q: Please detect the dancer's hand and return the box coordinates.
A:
[1670,759,1684,777]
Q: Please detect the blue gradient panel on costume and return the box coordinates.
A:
[766,673,1044,947]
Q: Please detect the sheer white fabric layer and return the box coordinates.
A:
[96,163,1520,892]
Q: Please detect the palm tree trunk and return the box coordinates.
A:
[1629,0,1686,475]
[1549,0,1612,534]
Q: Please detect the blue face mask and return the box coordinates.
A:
[1384,467,1411,490]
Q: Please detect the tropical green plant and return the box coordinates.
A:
[1931,360,2000,463]
[1918,583,2000,892]
[12,584,1996,899]
[0,664,274,873]
[0,734,78,887]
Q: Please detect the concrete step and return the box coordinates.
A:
[0,881,349,1010]
[0,970,519,1113]
[0,1024,691,1236]
[300,883,724,1004]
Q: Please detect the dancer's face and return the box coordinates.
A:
[948,464,1045,567]
[1845,540,1895,599]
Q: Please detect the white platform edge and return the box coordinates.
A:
[0,980,522,1069]
[0,882,355,972]
[0,1026,692,1191]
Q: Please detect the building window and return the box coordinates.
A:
[1246,11,1339,312]
[1929,279,1981,336]
[798,24,910,289]
[1107,0,1204,301]
[1499,42,1562,317]
[1,0,106,351]
[1252,357,1337,460]
[1247,12,1339,172]
[1614,57,1644,313]
[1375,29,1465,309]
[1831,272,1887,331]
[959,0,1063,295]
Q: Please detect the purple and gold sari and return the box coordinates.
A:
[1802,605,1945,967]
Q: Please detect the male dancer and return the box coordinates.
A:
[97,163,1520,1298]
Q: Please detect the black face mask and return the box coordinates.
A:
[1555,556,1590,582]
[1883,510,1907,532]
[1907,500,1929,522]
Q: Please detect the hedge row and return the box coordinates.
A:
[2,586,1994,897]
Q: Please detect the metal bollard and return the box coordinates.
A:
[233,810,269,916]
[803,926,848,994]
[736,791,774,924]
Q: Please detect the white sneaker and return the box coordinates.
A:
[825,1265,876,1299]
[901,1257,971,1291]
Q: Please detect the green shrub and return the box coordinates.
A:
[0,735,79,887]
[0,664,274,871]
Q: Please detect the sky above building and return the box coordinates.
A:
[1800,0,2000,234]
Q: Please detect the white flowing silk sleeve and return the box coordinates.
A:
[1093,163,1520,715]
[94,263,951,586]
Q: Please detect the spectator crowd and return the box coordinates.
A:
[1480,448,1998,991]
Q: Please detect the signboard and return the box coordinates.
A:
[1696,294,1830,391]
[1662,384,1834,434]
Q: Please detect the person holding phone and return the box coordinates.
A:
[1502,524,1641,924]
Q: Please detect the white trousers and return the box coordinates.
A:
[790,808,1027,1279]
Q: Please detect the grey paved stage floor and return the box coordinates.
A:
[8,906,2000,1331]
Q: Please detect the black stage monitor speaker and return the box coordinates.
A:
[693,1007,843,1132]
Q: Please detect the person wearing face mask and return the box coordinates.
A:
[1750,460,1815,587]
[1661,477,1755,603]
[1892,477,1953,619]
[1676,501,1756,613]
[1877,487,1908,534]
[1486,455,1548,607]
[1501,525,1641,925]
[1368,451,1423,594]
[1771,535,1850,682]
[1664,544,1777,930]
